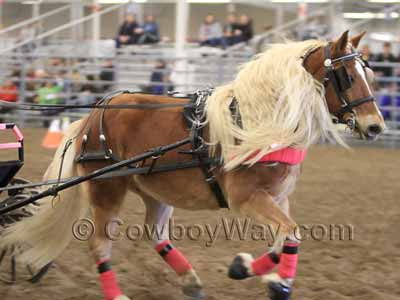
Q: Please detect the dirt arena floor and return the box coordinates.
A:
[0,128,399,300]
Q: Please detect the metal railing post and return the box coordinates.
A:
[18,59,27,128]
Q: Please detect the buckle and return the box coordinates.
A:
[324,59,332,67]
[206,176,216,183]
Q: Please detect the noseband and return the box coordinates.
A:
[323,43,376,128]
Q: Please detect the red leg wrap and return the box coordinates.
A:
[278,243,299,279]
[155,240,192,275]
[97,260,122,300]
[251,252,280,276]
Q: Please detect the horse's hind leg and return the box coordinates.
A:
[140,193,205,300]
[87,179,130,300]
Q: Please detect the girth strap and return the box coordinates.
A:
[197,151,228,208]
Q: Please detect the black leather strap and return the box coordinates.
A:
[158,243,174,257]
[184,90,229,209]
[336,95,376,120]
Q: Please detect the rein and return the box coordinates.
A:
[322,43,376,128]
[0,101,194,111]
[0,90,194,111]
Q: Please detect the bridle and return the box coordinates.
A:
[322,43,376,129]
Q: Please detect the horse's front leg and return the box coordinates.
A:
[226,173,299,300]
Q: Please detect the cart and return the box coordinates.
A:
[0,123,52,284]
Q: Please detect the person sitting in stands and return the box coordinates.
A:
[137,15,160,44]
[375,42,397,79]
[222,13,239,47]
[0,79,18,122]
[198,14,223,47]
[149,59,173,95]
[99,59,115,92]
[235,15,254,43]
[35,79,63,127]
[115,14,140,48]
[0,79,18,103]
[74,84,97,114]
[361,44,375,62]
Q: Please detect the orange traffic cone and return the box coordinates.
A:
[42,119,63,149]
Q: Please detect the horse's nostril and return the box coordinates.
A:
[367,124,382,135]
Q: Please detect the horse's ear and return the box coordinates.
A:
[351,31,366,48]
[333,30,349,54]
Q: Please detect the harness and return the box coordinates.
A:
[77,89,229,209]
[323,43,376,128]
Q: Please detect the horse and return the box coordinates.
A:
[1,31,385,300]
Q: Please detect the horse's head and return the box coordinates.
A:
[305,31,385,140]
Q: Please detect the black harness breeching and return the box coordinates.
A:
[323,43,376,127]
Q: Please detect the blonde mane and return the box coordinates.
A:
[205,39,346,171]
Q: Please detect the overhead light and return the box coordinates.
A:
[343,12,399,19]
[188,0,232,3]
[367,0,399,3]
[370,32,395,41]
[22,0,41,4]
[270,0,329,3]
[98,0,128,3]
[98,0,147,3]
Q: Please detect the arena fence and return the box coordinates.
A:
[0,51,399,146]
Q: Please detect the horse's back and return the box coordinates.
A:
[77,93,190,160]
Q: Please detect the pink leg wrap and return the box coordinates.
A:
[278,243,299,279]
[251,252,280,276]
[155,240,192,275]
[97,260,122,300]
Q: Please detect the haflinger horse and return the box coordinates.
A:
[1,31,384,300]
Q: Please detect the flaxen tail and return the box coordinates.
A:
[0,119,89,269]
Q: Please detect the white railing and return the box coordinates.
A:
[251,9,329,53]
[0,50,398,146]
[0,4,71,37]
[0,3,126,55]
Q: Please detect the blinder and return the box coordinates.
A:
[333,66,352,92]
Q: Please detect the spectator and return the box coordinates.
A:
[148,59,173,95]
[222,14,239,47]
[115,14,139,48]
[0,79,18,103]
[71,68,84,94]
[137,15,160,44]
[99,59,115,92]
[73,84,97,113]
[0,79,18,122]
[361,44,375,62]
[198,14,223,47]
[35,79,63,127]
[375,42,397,78]
[235,15,253,43]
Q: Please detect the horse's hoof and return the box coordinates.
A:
[114,295,131,300]
[268,281,291,300]
[228,253,253,280]
[182,286,206,300]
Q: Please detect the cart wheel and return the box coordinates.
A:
[0,177,52,284]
